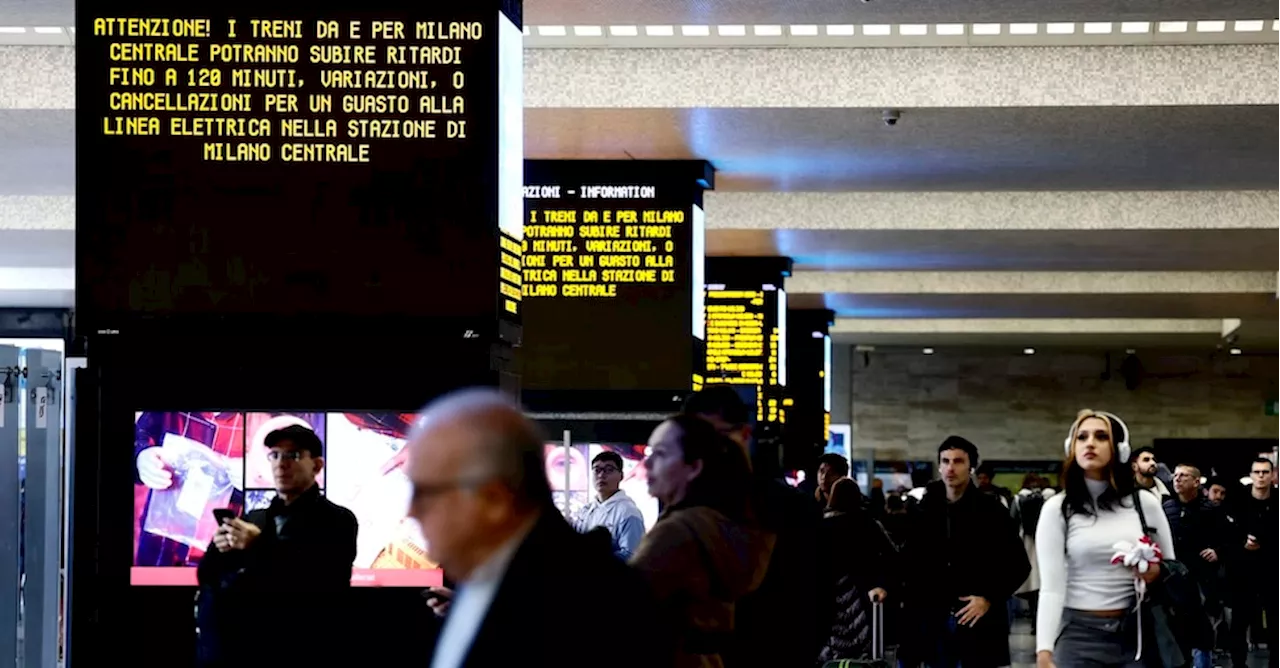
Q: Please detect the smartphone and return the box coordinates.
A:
[212,508,236,525]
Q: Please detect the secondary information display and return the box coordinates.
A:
[705,287,786,422]
[77,3,524,333]
[520,161,710,397]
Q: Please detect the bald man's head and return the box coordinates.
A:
[406,389,550,580]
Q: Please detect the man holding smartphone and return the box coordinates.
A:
[196,425,358,668]
[1226,457,1277,668]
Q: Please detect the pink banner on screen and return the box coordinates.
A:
[131,567,441,587]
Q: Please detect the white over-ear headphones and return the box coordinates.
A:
[1063,411,1131,464]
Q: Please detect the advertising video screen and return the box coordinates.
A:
[545,442,659,531]
[130,411,439,587]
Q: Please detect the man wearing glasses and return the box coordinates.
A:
[571,451,646,560]
[196,424,358,668]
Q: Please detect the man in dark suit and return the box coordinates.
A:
[196,424,358,668]
[408,389,669,668]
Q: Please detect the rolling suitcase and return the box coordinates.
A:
[822,600,892,668]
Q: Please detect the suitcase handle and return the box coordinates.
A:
[871,599,884,661]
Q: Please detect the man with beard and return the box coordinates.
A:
[1130,446,1172,501]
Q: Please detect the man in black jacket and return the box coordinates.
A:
[1225,457,1278,668]
[899,436,1030,668]
[1164,464,1225,668]
[409,389,669,668]
[196,424,358,668]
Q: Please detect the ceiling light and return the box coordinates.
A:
[790,24,819,36]
[863,24,891,36]
[33,26,62,34]
[609,25,638,36]
[1234,20,1265,32]
[900,24,928,36]
[1009,23,1038,35]
[537,25,566,36]
[1125,349,1137,354]
[0,27,27,33]
[645,25,675,36]
[1047,22,1075,34]
[1274,20,1279,31]
[1083,22,1113,34]
[1196,20,1226,32]
[718,25,746,36]
[1023,348,1036,355]
[754,24,783,36]
[1121,21,1151,33]
[572,25,602,36]
[826,24,855,36]
[681,25,710,36]
[522,25,530,35]
[972,23,1000,35]
[923,348,935,355]
[936,24,965,35]
[1158,21,1189,33]
[1230,348,1243,355]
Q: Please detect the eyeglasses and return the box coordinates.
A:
[412,477,491,502]
[592,466,620,476]
[266,450,311,462]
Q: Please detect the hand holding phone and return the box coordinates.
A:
[212,508,236,525]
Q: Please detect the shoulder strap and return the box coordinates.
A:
[1132,490,1155,536]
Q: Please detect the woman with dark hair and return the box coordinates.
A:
[1035,410,1176,668]
[815,478,896,666]
[631,414,776,668]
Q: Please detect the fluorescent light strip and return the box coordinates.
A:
[1158,21,1188,33]
[972,23,1000,35]
[537,25,566,36]
[572,25,602,36]
[1274,20,1279,31]
[1121,21,1150,33]
[754,24,783,36]
[863,24,891,36]
[899,24,928,36]
[522,25,531,35]
[1196,20,1226,32]
[645,25,675,36]
[681,25,710,36]
[1083,22,1113,34]
[936,23,965,35]
[790,24,819,36]
[609,25,638,36]
[826,24,855,36]
[1009,23,1038,34]
[33,26,62,34]
[1234,20,1265,32]
[1046,22,1075,34]
[0,26,27,33]
[718,24,746,36]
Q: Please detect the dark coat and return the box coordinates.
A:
[459,508,673,668]
[815,510,897,665]
[195,485,357,667]
[1222,490,1278,587]
[899,480,1030,668]
[1162,494,1228,577]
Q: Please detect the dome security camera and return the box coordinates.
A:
[882,109,901,126]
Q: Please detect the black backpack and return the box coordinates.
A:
[1017,492,1045,537]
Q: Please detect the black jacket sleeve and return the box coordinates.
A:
[979,497,1031,602]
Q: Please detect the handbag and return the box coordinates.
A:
[1131,491,1194,668]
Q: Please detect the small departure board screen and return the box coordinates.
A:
[521,161,708,394]
[705,286,786,423]
[77,2,524,333]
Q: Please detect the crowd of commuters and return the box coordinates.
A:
[191,389,1275,668]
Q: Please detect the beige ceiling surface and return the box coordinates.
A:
[522,0,1274,25]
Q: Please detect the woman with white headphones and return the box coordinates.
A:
[1034,410,1176,668]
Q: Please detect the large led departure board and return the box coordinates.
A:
[704,258,792,424]
[76,1,524,337]
[521,161,711,406]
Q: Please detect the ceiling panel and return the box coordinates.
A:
[830,331,1249,350]
[524,0,1274,25]
[526,106,1279,192]
[0,230,72,266]
[0,109,73,196]
[709,229,1280,271]
[790,293,1279,319]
